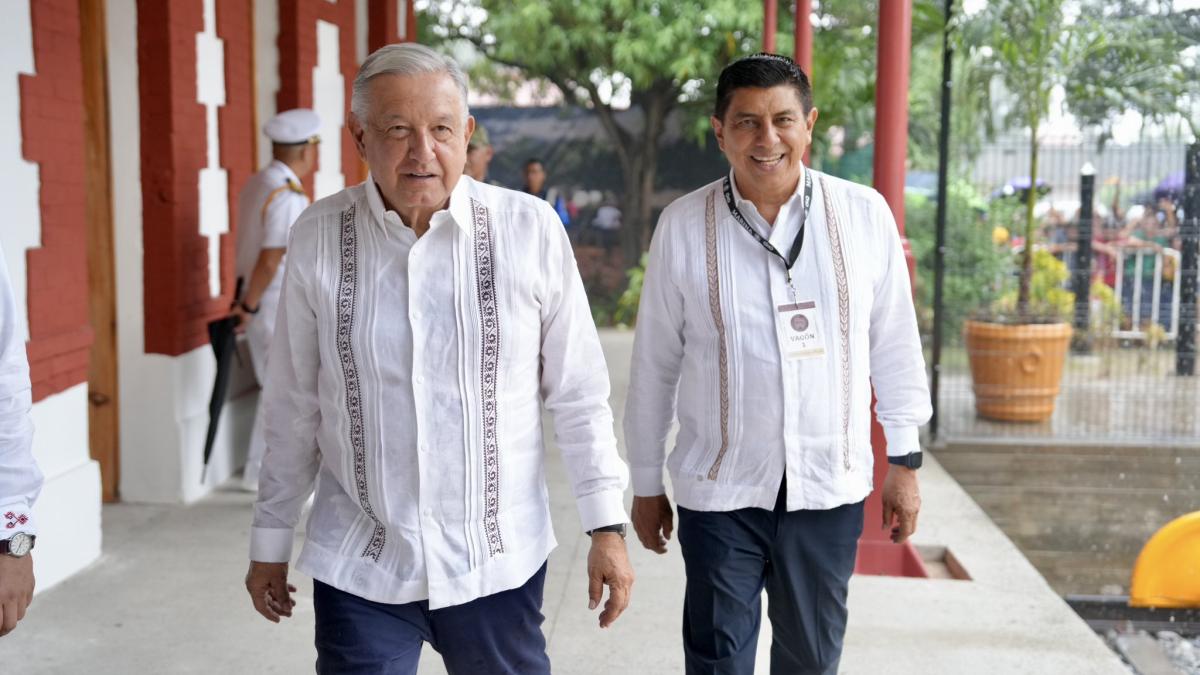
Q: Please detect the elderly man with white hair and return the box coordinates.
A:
[244,43,633,674]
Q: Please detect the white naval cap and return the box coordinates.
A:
[264,108,321,144]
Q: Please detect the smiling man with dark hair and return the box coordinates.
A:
[626,53,931,675]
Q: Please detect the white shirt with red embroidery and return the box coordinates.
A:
[250,176,629,609]
[0,244,42,540]
[625,168,931,513]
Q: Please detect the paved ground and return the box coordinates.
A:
[0,331,1129,674]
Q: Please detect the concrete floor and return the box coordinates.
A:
[0,331,1129,674]
[935,439,1200,597]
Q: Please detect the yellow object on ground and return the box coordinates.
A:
[1130,511,1200,608]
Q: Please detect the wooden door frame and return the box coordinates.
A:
[81,0,120,502]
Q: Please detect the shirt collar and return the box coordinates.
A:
[271,159,302,188]
[363,175,474,236]
[727,165,808,211]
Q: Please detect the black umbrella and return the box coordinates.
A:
[203,314,242,481]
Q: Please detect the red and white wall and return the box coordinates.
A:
[2,0,102,591]
[2,0,414,589]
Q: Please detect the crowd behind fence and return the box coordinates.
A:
[927,137,1199,445]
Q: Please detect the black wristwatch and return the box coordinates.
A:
[587,524,627,538]
[239,301,260,315]
[887,452,923,470]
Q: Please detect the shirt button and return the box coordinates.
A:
[415,375,425,385]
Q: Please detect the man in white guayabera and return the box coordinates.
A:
[244,43,633,674]
[625,53,931,675]
[0,243,43,638]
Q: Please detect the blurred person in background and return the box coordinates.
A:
[523,158,572,228]
[464,122,496,184]
[231,108,321,492]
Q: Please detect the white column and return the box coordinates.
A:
[313,20,345,199]
[0,0,41,342]
[196,0,229,298]
[254,0,280,168]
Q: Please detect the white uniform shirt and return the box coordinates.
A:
[625,169,931,512]
[235,160,309,340]
[250,176,629,609]
[0,244,42,539]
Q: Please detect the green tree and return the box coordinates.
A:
[428,1,761,266]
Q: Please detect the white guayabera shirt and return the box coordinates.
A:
[625,168,931,512]
[250,176,629,609]
[0,245,41,540]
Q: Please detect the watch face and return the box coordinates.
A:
[8,533,32,557]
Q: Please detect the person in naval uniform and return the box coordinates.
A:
[231,108,321,491]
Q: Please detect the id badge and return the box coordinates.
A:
[776,301,826,360]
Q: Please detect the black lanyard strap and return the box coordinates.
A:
[722,169,813,285]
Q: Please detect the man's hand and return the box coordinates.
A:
[245,561,296,623]
[0,554,34,637]
[881,465,921,544]
[229,304,250,334]
[586,532,634,628]
[631,495,674,554]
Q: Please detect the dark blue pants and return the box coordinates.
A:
[678,483,864,675]
[313,563,551,675]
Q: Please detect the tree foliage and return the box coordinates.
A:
[953,0,1198,318]
[425,0,761,266]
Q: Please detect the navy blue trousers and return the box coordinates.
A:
[313,563,551,675]
[678,482,864,675]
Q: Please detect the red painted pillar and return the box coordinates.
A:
[794,0,812,76]
[368,0,400,50]
[873,0,912,235]
[763,0,777,53]
[794,0,812,166]
[857,0,927,577]
[404,0,417,42]
[20,0,94,398]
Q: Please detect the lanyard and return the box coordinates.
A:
[722,169,813,289]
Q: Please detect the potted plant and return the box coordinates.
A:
[964,249,1074,421]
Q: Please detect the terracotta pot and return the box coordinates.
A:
[963,320,1073,422]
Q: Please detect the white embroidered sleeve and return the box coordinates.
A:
[0,244,42,539]
[250,222,323,562]
[536,202,629,532]
[623,209,687,497]
[865,193,932,456]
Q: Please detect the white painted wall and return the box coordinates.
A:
[29,385,101,591]
[254,0,280,170]
[355,0,368,64]
[110,0,257,505]
[196,0,228,299]
[313,20,345,199]
[0,0,41,343]
[0,0,101,593]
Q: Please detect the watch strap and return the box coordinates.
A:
[586,523,627,538]
[887,452,923,469]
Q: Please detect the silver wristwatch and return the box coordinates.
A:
[1,532,35,558]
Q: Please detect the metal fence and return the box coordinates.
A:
[927,138,1199,445]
